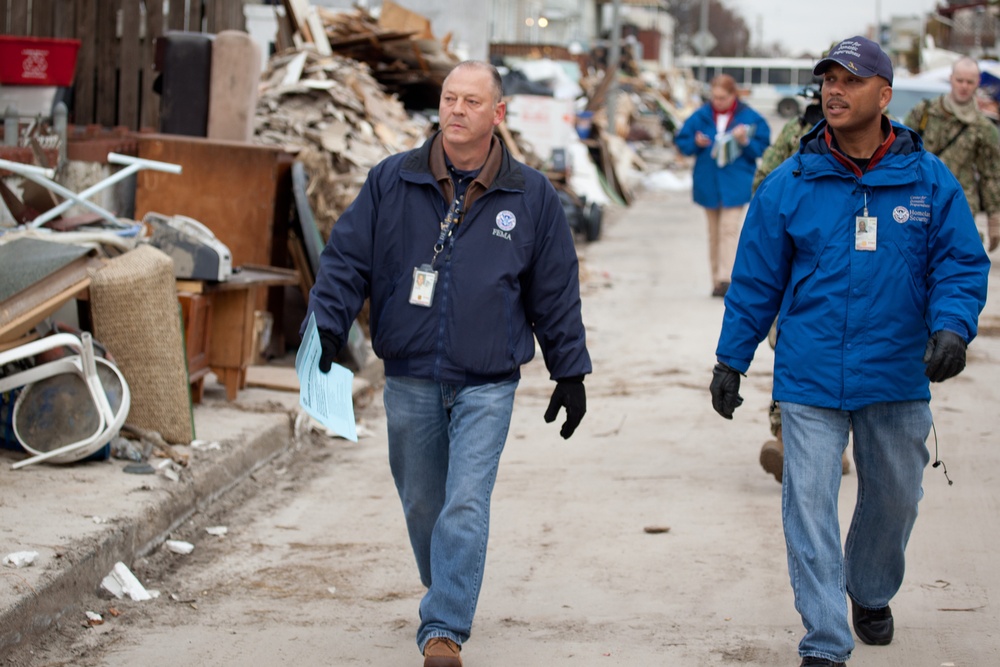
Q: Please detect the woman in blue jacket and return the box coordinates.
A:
[676,74,770,296]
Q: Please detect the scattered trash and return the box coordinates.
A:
[205,526,228,537]
[190,439,221,451]
[164,540,194,555]
[3,550,39,568]
[643,525,671,534]
[123,462,156,475]
[107,607,121,617]
[101,561,154,601]
[640,169,693,193]
[110,435,146,462]
[156,459,182,482]
[327,586,337,596]
[85,611,103,625]
[92,516,107,524]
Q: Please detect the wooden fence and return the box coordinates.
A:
[1,0,254,131]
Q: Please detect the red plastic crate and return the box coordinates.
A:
[0,35,81,86]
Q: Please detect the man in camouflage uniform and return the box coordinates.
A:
[752,88,824,193]
[904,56,1000,252]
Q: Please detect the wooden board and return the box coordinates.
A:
[245,365,300,392]
[208,30,262,142]
[135,134,295,270]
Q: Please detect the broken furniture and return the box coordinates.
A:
[134,133,297,356]
[175,265,299,402]
[0,331,130,469]
[0,236,104,348]
[0,153,181,228]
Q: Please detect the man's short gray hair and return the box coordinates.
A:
[445,61,504,104]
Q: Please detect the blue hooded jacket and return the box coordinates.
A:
[717,119,989,409]
[305,133,591,385]
[675,99,771,208]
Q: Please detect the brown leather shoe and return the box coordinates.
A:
[423,637,462,667]
[760,439,783,483]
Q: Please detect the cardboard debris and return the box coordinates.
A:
[254,50,430,241]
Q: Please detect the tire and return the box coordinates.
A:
[777,98,800,119]
[584,202,603,242]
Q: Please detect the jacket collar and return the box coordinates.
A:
[402,131,526,204]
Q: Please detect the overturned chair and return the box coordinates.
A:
[0,332,130,469]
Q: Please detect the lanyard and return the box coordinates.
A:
[431,194,464,267]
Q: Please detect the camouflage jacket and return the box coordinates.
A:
[903,95,1000,215]
[752,116,814,194]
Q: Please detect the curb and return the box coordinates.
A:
[0,414,293,657]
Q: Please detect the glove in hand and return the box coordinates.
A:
[710,362,744,419]
[923,330,967,382]
[318,329,343,373]
[544,377,586,439]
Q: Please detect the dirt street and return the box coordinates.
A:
[9,188,1000,666]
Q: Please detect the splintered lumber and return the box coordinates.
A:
[253,51,430,241]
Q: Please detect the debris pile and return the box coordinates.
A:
[317,0,459,102]
[253,50,431,240]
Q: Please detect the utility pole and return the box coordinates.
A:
[699,0,709,83]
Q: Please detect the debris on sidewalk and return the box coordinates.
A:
[164,540,194,555]
[3,550,39,568]
[205,526,228,537]
[643,525,671,535]
[101,561,157,601]
[85,611,104,626]
[253,50,431,241]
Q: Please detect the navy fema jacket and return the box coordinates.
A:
[305,132,592,386]
[717,119,989,410]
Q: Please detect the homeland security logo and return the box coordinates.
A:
[892,206,910,224]
[493,210,516,240]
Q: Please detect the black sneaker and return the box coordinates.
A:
[800,657,845,666]
[851,598,894,645]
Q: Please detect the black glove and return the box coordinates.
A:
[544,376,586,439]
[923,330,967,382]
[318,329,343,373]
[710,362,744,419]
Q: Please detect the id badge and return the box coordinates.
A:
[855,216,877,251]
[409,264,438,307]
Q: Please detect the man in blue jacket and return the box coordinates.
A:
[305,61,591,667]
[709,37,989,667]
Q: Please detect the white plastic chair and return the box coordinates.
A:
[0,332,130,469]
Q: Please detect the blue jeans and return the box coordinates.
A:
[780,401,932,663]
[383,376,518,652]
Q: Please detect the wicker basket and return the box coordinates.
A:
[89,245,193,443]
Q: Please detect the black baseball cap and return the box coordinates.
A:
[813,36,893,85]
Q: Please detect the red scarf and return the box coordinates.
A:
[711,97,738,129]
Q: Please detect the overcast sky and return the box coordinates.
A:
[726,0,936,57]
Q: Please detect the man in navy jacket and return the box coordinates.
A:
[305,61,591,667]
[710,37,989,667]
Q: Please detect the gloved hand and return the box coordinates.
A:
[710,362,744,419]
[988,212,1000,252]
[544,376,586,439]
[923,330,967,382]
[318,329,343,373]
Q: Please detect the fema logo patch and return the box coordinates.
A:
[892,206,910,224]
[496,210,516,232]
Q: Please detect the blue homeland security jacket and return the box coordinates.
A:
[717,119,990,410]
[305,133,591,385]
[675,100,770,208]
